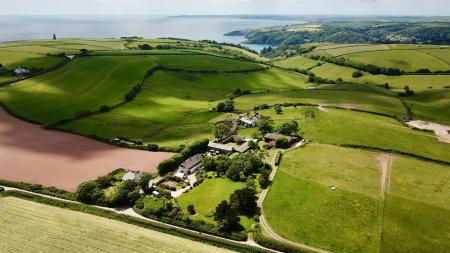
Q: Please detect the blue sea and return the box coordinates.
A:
[0,15,301,51]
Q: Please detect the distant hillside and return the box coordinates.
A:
[225,21,450,45]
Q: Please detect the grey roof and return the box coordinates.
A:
[264,133,283,140]
[122,171,141,181]
[235,142,250,153]
[180,154,203,170]
[208,142,234,152]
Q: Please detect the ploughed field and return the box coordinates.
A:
[0,197,234,253]
[0,108,172,191]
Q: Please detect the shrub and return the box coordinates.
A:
[187,204,196,215]
[274,151,282,166]
[99,105,110,112]
[75,180,105,205]
[259,169,271,189]
[352,70,363,78]
[147,143,159,151]
[276,137,289,149]
[278,121,299,136]
[274,105,282,114]
[216,100,234,112]
[0,186,4,193]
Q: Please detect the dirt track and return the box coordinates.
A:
[0,109,173,191]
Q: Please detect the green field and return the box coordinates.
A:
[310,62,450,91]
[264,144,382,253]
[308,44,391,57]
[344,49,450,72]
[234,89,406,117]
[273,56,320,70]
[0,50,65,69]
[404,89,450,125]
[256,106,450,162]
[61,68,308,147]
[382,156,450,252]
[264,143,450,253]
[0,197,234,253]
[177,178,249,226]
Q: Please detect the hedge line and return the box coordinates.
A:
[338,144,450,166]
[274,151,282,166]
[0,179,75,200]
[1,190,272,253]
[253,232,314,253]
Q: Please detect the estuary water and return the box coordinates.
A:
[0,15,300,51]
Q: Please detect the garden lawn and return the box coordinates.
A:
[234,89,406,117]
[310,62,450,91]
[264,143,381,253]
[0,197,234,253]
[177,178,246,225]
[381,156,450,252]
[257,106,450,162]
[62,68,308,147]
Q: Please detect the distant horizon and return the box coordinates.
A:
[1,0,449,16]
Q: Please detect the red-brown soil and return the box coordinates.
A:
[0,109,173,191]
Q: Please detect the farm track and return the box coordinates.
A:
[377,153,393,253]
[0,186,281,253]
[257,141,333,253]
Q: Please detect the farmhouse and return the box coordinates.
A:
[235,141,250,153]
[122,171,142,182]
[175,154,203,178]
[239,116,258,128]
[207,142,234,154]
[14,67,30,75]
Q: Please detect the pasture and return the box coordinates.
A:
[273,55,320,70]
[0,197,234,253]
[0,108,172,191]
[62,68,308,147]
[234,89,406,117]
[404,89,450,125]
[310,62,450,91]
[256,106,450,162]
[264,144,382,253]
[264,143,450,253]
[0,50,65,69]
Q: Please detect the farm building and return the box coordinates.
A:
[264,133,298,146]
[13,67,30,75]
[207,142,234,154]
[122,171,142,182]
[239,117,258,128]
[235,142,250,153]
[175,154,203,178]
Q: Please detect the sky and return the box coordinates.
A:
[0,0,449,16]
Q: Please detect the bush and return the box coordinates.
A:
[0,186,4,193]
[187,204,196,215]
[216,100,234,112]
[147,143,159,151]
[276,137,289,148]
[352,70,363,78]
[75,180,105,205]
[274,151,282,166]
[99,105,110,112]
[259,169,271,189]
[278,121,299,136]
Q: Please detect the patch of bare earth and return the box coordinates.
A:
[337,103,362,110]
[317,104,328,112]
[376,153,391,194]
[0,109,173,191]
[406,120,450,143]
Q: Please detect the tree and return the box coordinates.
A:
[278,121,299,136]
[276,137,289,148]
[248,140,259,150]
[213,123,230,141]
[76,181,105,204]
[214,200,240,232]
[187,204,196,215]
[257,118,273,134]
[99,105,110,112]
[79,49,89,56]
[216,100,234,112]
[229,188,258,216]
[233,88,242,95]
[138,173,153,192]
[259,169,271,189]
[138,44,153,50]
[352,70,363,78]
[274,105,283,114]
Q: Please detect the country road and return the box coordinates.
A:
[257,141,333,253]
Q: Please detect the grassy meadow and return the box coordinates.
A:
[256,106,450,162]
[264,143,450,253]
[0,197,235,253]
[234,89,406,117]
[61,68,308,147]
[273,55,321,69]
[264,144,382,253]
